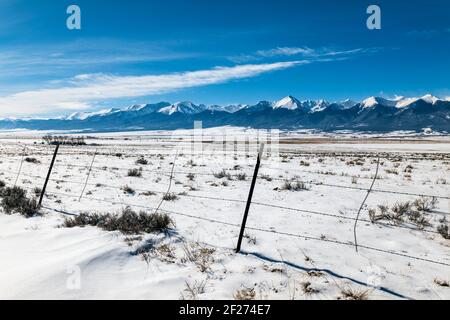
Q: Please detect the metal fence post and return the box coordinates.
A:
[236,143,265,253]
[38,144,59,206]
[79,149,97,201]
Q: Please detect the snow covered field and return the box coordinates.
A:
[0,131,449,300]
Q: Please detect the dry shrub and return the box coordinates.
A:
[235,173,247,181]
[340,287,369,300]
[233,287,256,300]
[122,185,135,194]
[181,280,207,300]
[301,281,319,294]
[163,192,179,201]
[213,169,232,180]
[63,207,174,235]
[24,157,40,164]
[182,242,215,272]
[434,278,449,287]
[369,199,433,228]
[413,196,438,212]
[437,223,450,239]
[299,160,310,167]
[127,168,142,177]
[281,179,309,191]
[0,186,41,217]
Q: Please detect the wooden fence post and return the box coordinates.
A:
[236,143,265,253]
[39,144,59,206]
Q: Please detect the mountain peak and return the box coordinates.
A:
[274,96,301,110]
[362,96,397,108]
[340,99,358,109]
[420,94,440,104]
[1,95,449,132]
[65,108,120,120]
[126,104,145,111]
[158,101,207,115]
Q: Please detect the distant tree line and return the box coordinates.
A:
[42,135,86,145]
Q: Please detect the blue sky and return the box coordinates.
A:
[0,0,449,117]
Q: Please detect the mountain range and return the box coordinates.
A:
[1,94,449,133]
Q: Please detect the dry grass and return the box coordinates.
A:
[301,281,319,294]
[437,223,450,239]
[213,169,232,180]
[260,174,272,182]
[182,242,216,272]
[340,287,369,300]
[369,199,434,229]
[162,192,179,201]
[280,179,309,191]
[413,196,438,212]
[24,157,40,164]
[127,168,142,177]
[434,278,449,287]
[233,287,256,300]
[122,185,135,194]
[180,280,207,300]
[235,173,247,181]
[135,157,148,165]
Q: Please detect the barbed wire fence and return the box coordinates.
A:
[0,140,449,272]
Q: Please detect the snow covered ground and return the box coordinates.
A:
[0,131,449,300]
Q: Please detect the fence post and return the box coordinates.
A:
[79,149,97,201]
[236,143,265,253]
[14,146,26,187]
[39,144,59,206]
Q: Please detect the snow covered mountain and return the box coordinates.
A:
[158,101,207,115]
[0,95,449,132]
[361,94,442,109]
[273,96,329,112]
[207,104,247,113]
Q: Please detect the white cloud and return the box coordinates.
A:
[0,61,306,117]
[228,46,370,63]
[255,47,315,58]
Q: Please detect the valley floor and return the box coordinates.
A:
[0,130,449,299]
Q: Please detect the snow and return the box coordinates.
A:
[0,130,449,300]
[340,99,358,109]
[274,96,299,110]
[158,101,208,115]
[65,108,120,120]
[420,94,440,104]
[273,97,330,112]
[207,104,246,113]
[125,104,146,111]
[362,97,397,108]
[361,95,443,109]
[394,94,442,108]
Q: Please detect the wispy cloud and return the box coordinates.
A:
[228,46,371,63]
[0,61,306,117]
[0,39,201,79]
[255,47,315,58]
[406,28,450,38]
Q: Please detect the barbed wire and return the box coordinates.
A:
[1,142,449,270]
[35,194,450,268]
[2,169,446,236]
